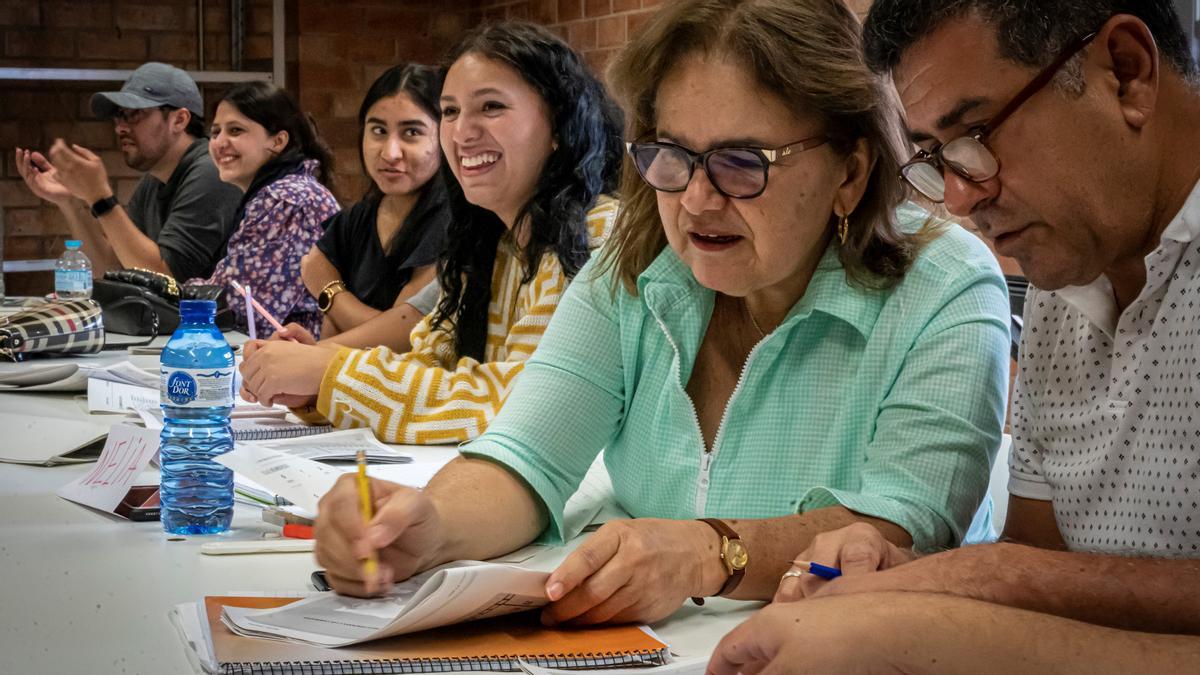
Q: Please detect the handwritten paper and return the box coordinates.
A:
[56,424,160,517]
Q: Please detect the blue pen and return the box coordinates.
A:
[800,561,842,580]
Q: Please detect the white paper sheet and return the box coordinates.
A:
[87,378,159,413]
[222,561,549,647]
[214,443,343,515]
[215,434,448,515]
[252,428,412,463]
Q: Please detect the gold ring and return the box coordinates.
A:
[781,569,805,580]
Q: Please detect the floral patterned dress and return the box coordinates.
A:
[189,159,340,338]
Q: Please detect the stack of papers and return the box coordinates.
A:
[223,561,550,647]
[87,364,161,413]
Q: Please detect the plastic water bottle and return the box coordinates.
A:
[159,299,236,534]
[54,240,92,299]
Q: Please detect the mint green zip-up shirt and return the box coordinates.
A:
[464,206,1010,552]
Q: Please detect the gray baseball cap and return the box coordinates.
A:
[90,62,204,119]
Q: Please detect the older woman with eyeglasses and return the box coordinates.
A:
[313,0,1011,626]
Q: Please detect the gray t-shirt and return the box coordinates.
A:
[405,278,440,316]
[125,138,241,281]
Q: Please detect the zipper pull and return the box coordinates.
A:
[701,452,712,473]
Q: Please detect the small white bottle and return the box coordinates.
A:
[55,240,93,300]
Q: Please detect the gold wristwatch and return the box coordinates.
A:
[698,518,749,596]
[317,280,347,313]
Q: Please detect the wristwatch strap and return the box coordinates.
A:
[90,195,119,218]
[697,517,746,597]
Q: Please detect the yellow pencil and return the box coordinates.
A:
[356,449,379,580]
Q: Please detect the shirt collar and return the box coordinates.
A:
[1159,176,1200,244]
[637,243,884,339]
[1055,177,1200,337]
[1054,275,1118,339]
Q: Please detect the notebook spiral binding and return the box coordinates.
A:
[233,424,334,442]
[223,649,669,674]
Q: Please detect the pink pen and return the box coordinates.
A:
[242,282,257,340]
[228,279,292,338]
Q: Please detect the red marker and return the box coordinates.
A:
[282,523,314,540]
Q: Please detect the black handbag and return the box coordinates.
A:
[93,268,234,337]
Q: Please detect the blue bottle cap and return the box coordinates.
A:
[65,240,82,249]
[179,299,218,322]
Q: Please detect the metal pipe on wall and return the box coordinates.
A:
[272,0,285,87]
[231,0,245,72]
[197,0,206,70]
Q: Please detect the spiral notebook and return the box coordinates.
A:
[230,418,334,442]
[200,596,670,674]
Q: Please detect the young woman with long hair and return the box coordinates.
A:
[274,63,451,351]
[196,81,340,338]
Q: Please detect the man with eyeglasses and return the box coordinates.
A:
[15,62,240,281]
[708,1,1200,672]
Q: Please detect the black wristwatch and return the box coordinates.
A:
[90,195,119,218]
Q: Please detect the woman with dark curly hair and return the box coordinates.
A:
[239,22,621,443]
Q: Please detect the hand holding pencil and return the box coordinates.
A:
[356,450,380,585]
[312,471,447,598]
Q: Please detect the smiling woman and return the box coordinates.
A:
[190,81,341,338]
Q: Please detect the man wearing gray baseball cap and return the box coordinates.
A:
[15,62,241,282]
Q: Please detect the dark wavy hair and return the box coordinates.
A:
[358,63,443,202]
[863,0,1197,82]
[218,81,336,188]
[431,21,623,362]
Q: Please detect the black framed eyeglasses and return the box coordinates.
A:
[900,30,1100,203]
[112,105,171,126]
[626,135,829,199]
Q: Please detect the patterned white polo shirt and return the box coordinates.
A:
[1009,180,1200,556]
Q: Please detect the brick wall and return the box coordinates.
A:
[472,0,873,73]
[293,0,472,203]
[0,0,275,294]
[469,0,661,74]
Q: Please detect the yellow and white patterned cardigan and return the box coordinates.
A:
[308,196,617,444]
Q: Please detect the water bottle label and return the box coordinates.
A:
[161,366,235,407]
[55,270,92,294]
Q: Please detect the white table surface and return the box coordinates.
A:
[0,346,759,674]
